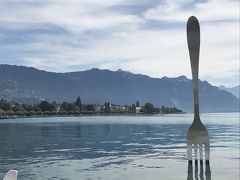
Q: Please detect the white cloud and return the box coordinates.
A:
[0,0,239,87]
[144,0,239,22]
[0,0,143,32]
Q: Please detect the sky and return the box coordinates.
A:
[0,0,239,87]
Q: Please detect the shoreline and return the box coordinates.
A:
[1,112,238,120]
[0,112,186,120]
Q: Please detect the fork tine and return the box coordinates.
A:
[206,163,211,180]
[205,143,210,165]
[199,144,203,165]
[194,144,198,164]
[199,161,204,180]
[187,143,192,163]
[187,162,193,180]
[194,161,199,179]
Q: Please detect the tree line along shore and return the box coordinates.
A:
[0,96,184,119]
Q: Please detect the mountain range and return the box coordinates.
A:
[0,64,239,112]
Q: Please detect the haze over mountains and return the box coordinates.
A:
[0,64,238,112]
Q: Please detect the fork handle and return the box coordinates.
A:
[187,16,200,118]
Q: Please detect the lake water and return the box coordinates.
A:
[0,113,239,180]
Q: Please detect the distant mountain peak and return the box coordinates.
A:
[162,76,168,80]
[91,68,100,71]
[161,75,190,82]
[219,85,225,88]
[219,85,239,99]
[177,75,190,82]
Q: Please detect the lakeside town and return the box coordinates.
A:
[0,96,184,119]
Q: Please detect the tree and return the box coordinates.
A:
[107,102,111,113]
[61,102,79,112]
[12,104,24,112]
[104,102,110,113]
[75,96,82,110]
[39,101,51,111]
[49,102,57,112]
[86,104,94,111]
[0,99,11,111]
[154,107,160,113]
[22,104,34,112]
[143,102,155,114]
[61,102,68,111]
[161,106,183,114]
[32,106,41,112]
[131,103,136,113]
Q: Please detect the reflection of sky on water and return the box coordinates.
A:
[0,123,188,161]
[0,114,239,180]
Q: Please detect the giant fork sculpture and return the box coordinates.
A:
[186,16,210,165]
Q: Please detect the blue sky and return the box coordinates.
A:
[0,0,239,87]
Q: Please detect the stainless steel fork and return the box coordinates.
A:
[186,16,210,165]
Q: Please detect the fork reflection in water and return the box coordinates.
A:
[187,162,211,180]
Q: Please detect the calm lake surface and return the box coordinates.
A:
[0,113,239,180]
